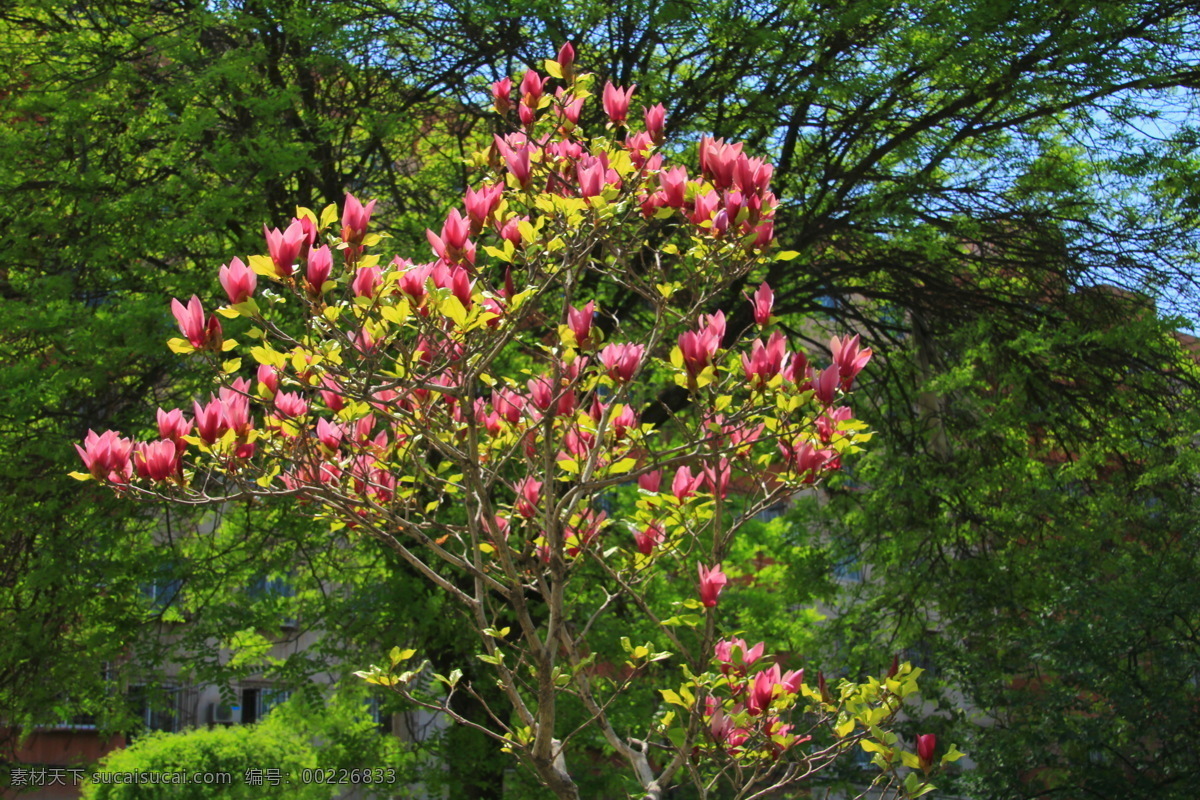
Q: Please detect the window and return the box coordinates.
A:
[238,687,291,724]
[756,503,786,523]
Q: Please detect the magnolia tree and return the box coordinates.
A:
[74,44,962,800]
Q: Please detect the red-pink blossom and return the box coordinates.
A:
[714,638,765,675]
[602,81,635,124]
[917,734,937,767]
[634,522,664,555]
[638,470,661,493]
[341,193,376,243]
[698,563,727,607]
[171,295,221,350]
[519,69,546,101]
[748,665,782,715]
[316,417,343,451]
[610,404,637,440]
[352,266,381,299]
[156,408,192,442]
[830,334,873,389]
[741,331,788,388]
[556,42,575,77]
[218,257,256,305]
[491,77,512,114]
[515,476,542,518]
[813,363,840,405]
[494,135,532,189]
[274,391,308,418]
[567,301,595,348]
[749,282,773,327]
[76,429,134,481]
[192,397,230,445]
[672,465,704,500]
[464,183,503,234]
[599,343,643,383]
[133,439,177,481]
[643,103,666,144]
[264,220,305,277]
[306,245,333,295]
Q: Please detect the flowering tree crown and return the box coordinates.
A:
[74,45,960,800]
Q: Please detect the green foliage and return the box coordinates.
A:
[82,690,411,800]
[797,288,1200,798]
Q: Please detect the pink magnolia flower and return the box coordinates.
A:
[306,245,333,295]
[599,343,643,383]
[133,439,177,481]
[714,638,765,675]
[917,734,937,767]
[741,331,788,389]
[273,391,307,419]
[76,429,134,481]
[749,282,773,327]
[634,522,664,555]
[677,311,726,377]
[708,709,748,749]
[493,135,532,189]
[698,136,744,190]
[830,334,873,389]
[702,457,731,499]
[497,216,524,247]
[352,265,381,300]
[643,103,666,144]
[171,295,221,350]
[519,69,546,101]
[610,404,637,440]
[602,81,635,124]
[514,476,542,518]
[566,300,595,348]
[264,220,305,277]
[256,364,279,398]
[427,208,472,263]
[218,257,256,305]
[672,465,704,500]
[781,668,805,694]
[399,262,433,304]
[156,408,192,442]
[638,470,662,493]
[748,665,782,715]
[697,563,727,607]
[657,166,688,209]
[688,189,720,226]
[565,509,606,557]
[491,77,512,114]
[554,87,585,126]
[220,379,254,436]
[556,42,575,78]
[577,155,609,198]
[753,218,775,247]
[782,347,810,387]
[192,397,230,445]
[779,438,832,483]
[316,417,343,451]
[297,214,318,250]
[492,387,525,424]
[813,363,841,405]
[341,193,376,243]
[624,131,654,168]
[464,183,503,233]
[735,156,773,195]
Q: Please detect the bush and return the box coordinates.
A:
[82,690,409,799]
